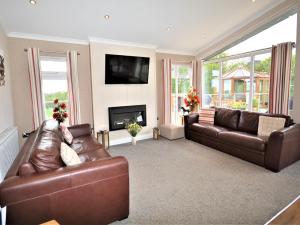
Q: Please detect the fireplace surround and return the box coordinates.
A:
[108,105,147,131]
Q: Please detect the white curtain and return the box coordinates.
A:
[192,60,203,108]
[269,42,293,114]
[27,48,44,129]
[66,50,81,125]
[162,58,172,124]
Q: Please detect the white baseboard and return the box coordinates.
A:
[109,133,153,146]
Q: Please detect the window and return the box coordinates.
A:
[203,13,297,114]
[221,57,251,110]
[40,55,68,120]
[289,48,296,111]
[171,63,192,125]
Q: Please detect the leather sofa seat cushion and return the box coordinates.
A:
[238,111,292,134]
[30,131,64,172]
[214,108,240,130]
[218,131,267,152]
[71,135,104,154]
[79,149,110,163]
[190,123,229,137]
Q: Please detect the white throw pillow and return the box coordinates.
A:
[199,108,215,125]
[258,116,286,137]
[60,143,82,166]
[60,123,73,144]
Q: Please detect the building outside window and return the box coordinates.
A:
[171,63,193,125]
[202,14,297,114]
[40,55,69,120]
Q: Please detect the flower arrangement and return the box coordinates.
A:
[184,87,200,112]
[126,122,142,137]
[52,99,68,123]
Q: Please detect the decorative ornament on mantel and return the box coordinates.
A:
[184,87,200,113]
[0,54,5,87]
[126,122,142,145]
[52,99,68,124]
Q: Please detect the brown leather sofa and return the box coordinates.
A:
[184,108,300,172]
[0,120,129,225]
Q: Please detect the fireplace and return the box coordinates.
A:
[108,105,147,131]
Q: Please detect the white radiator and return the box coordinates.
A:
[0,127,19,182]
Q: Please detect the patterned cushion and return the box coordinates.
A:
[199,108,215,124]
[258,116,285,137]
[60,123,73,144]
[60,143,82,166]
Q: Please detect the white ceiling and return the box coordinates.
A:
[0,0,286,54]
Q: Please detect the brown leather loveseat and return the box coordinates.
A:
[184,108,300,172]
[0,120,129,225]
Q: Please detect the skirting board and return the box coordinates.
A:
[109,132,153,146]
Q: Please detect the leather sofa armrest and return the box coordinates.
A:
[68,123,92,138]
[0,156,128,206]
[265,124,300,172]
[184,113,199,139]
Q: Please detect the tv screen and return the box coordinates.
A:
[105,54,150,84]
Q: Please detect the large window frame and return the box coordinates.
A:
[40,55,69,120]
[203,48,271,112]
[203,46,296,113]
[171,63,193,125]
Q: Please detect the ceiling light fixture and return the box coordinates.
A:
[104,15,110,20]
[29,0,37,5]
[252,0,256,2]
[166,26,171,31]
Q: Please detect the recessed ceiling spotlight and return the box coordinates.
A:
[29,0,37,5]
[166,26,171,31]
[252,0,256,2]
[104,15,110,20]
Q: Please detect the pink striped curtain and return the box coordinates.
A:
[66,50,81,125]
[269,42,293,114]
[192,60,202,108]
[27,48,44,129]
[162,59,172,124]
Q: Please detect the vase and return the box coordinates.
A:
[132,136,137,145]
[189,105,198,113]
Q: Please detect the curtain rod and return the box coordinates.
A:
[24,49,80,55]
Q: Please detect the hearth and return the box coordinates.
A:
[108,105,146,131]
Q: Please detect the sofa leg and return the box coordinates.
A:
[118,216,128,221]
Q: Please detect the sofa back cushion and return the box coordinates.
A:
[238,111,293,134]
[214,108,240,130]
[29,121,64,173]
[41,120,64,141]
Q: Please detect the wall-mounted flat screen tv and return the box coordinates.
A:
[105,54,150,84]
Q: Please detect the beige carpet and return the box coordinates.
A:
[109,138,300,225]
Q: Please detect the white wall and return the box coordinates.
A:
[90,42,157,145]
[0,24,14,134]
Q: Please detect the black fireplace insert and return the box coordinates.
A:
[108,105,147,131]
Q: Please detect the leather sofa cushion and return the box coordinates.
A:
[79,149,110,163]
[41,120,64,141]
[218,131,267,152]
[30,131,64,173]
[190,123,229,137]
[238,111,292,134]
[71,135,105,154]
[214,108,240,130]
